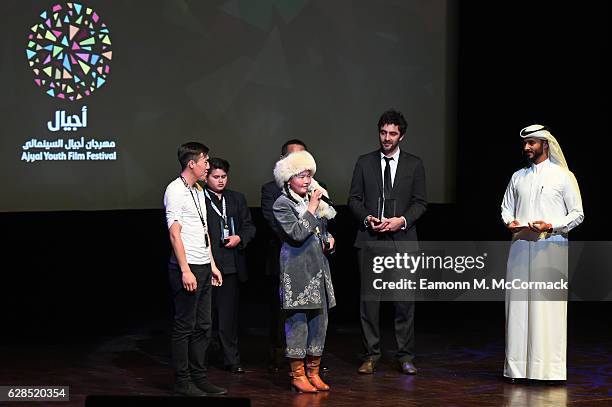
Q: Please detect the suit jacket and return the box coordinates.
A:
[204,188,256,282]
[261,180,283,277]
[348,149,427,246]
[261,180,284,238]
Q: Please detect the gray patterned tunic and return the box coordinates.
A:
[272,195,336,310]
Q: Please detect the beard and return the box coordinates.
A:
[523,147,544,164]
[380,141,398,153]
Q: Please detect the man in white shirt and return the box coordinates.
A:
[501,125,584,383]
[164,142,226,396]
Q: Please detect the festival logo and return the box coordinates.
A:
[25,2,112,100]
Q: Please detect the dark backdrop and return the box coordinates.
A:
[0,0,452,211]
[1,1,610,344]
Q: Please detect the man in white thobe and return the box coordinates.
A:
[501,124,584,382]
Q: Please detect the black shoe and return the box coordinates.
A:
[398,360,417,375]
[268,347,285,373]
[543,380,566,386]
[530,379,567,386]
[173,382,207,397]
[228,364,245,374]
[193,379,228,396]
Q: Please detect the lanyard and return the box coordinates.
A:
[179,177,209,247]
[204,189,227,223]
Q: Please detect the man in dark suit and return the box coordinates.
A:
[260,139,307,372]
[348,109,427,375]
[203,157,256,374]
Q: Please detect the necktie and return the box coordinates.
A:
[383,157,393,199]
[383,157,393,218]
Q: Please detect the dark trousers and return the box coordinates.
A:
[265,240,286,362]
[212,273,240,366]
[267,274,286,362]
[360,299,415,363]
[169,263,212,384]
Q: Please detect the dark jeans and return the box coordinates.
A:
[169,263,212,384]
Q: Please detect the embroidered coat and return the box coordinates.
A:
[272,195,336,310]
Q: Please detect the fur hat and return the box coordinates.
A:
[273,150,317,187]
[273,151,336,220]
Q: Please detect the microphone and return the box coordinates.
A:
[308,186,334,206]
[320,194,333,206]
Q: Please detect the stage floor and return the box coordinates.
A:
[2,321,611,407]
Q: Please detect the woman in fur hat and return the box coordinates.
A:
[272,150,336,393]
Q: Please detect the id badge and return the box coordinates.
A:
[220,218,230,242]
[223,222,230,240]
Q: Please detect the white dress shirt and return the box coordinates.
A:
[380,147,401,188]
[364,147,406,228]
[501,159,584,234]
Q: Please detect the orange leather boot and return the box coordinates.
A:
[306,356,330,391]
[289,359,318,393]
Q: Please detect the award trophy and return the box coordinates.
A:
[377,196,397,220]
[320,222,335,255]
